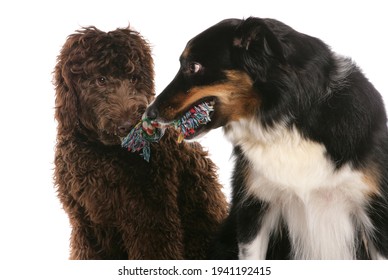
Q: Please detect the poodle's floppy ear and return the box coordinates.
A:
[53,35,80,135]
[232,17,285,80]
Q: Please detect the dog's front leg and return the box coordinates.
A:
[238,228,270,259]
[235,196,273,260]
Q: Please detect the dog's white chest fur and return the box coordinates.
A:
[225,119,374,259]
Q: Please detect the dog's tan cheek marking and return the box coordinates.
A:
[177,70,260,120]
[224,89,261,121]
[361,165,382,197]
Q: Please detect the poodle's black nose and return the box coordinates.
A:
[146,106,158,120]
[118,122,132,136]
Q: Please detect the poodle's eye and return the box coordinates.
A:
[96,76,107,86]
[130,75,138,85]
[188,62,202,75]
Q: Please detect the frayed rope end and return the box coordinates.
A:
[121,119,165,162]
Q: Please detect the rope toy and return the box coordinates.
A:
[173,102,214,143]
[121,102,214,161]
[121,119,165,162]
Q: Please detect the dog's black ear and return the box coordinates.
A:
[233,17,285,60]
[232,17,285,81]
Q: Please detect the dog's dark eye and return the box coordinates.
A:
[188,62,202,74]
[96,76,107,86]
[130,76,138,85]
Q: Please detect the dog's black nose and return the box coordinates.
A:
[146,106,158,120]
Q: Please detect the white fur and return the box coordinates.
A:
[225,118,376,259]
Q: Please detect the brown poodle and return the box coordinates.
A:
[53,26,228,259]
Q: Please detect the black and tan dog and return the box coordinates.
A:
[146,17,388,259]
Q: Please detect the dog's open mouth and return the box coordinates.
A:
[173,98,216,141]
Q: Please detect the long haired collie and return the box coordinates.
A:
[146,17,388,259]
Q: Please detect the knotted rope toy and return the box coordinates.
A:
[121,119,165,162]
[121,102,214,161]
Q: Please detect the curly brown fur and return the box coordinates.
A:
[53,26,227,259]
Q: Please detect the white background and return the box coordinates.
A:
[0,0,387,269]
